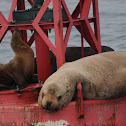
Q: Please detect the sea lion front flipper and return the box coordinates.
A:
[13,72,28,90]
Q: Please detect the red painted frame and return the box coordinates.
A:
[0,0,101,80]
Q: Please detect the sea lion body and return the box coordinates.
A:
[38,51,126,111]
[0,28,34,90]
[49,46,114,73]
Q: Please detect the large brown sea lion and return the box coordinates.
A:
[38,51,126,112]
[50,46,114,73]
[0,28,35,90]
[34,46,114,74]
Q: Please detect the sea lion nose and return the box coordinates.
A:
[46,101,52,108]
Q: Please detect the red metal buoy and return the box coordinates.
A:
[0,0,101,82]
[0,0,126,125]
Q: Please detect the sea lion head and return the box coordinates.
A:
[38,83,66,112]
[38,72,75,112]
[11,28,30,53]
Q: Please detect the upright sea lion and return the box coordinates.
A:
[0,28,35,90]
[38,51,126,112]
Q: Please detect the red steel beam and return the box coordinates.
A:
[17,0,28,43]
[0,12,9,42]
[53,0,65,69]
[83,19,100,51]
[27,0,34,6]
[33,0,51,24]
[93,0,101,52]
[0,18,96,31]
[80,0,84,57]
[72,2,80,19]
[27,33,35,46]
[21,30,27,43]
[61,0,73,53]
[72,0,101,53]
[34,32,51,82]
[33,24,56,56]
[81,0,92,19]
[32,0,56,55]
[17,0,25,10]
[80,22,84,57]
[80,0,91,55]
[63,23,73,53]
[8,0,18,22]
[61,0,73,21]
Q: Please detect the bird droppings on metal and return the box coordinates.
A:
[16,106,35,110]
[32,120,69,126]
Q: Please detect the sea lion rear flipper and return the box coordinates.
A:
[0,69,15,90]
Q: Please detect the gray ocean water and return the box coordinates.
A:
[0,0,126,64]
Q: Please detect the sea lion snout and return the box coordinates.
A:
[41,101,53,111]
[46,101,52,108]
[40,98,57,112]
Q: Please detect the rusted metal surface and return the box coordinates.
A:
[0,83,41,105]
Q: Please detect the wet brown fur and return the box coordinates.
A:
[0,28,34,90]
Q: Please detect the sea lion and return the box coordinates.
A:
[34,46,114,74]
[38,51,126,112]
[0,66,15,91]
[0,28,35,90]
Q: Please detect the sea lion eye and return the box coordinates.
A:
[57,96,62,101]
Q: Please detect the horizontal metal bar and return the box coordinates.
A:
[0,17,96,30]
